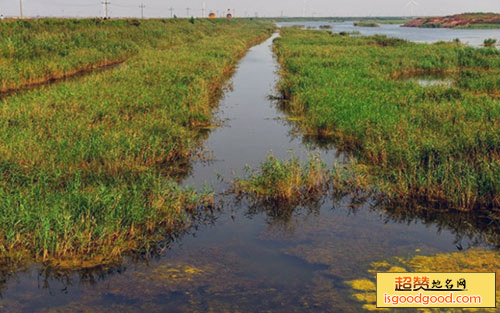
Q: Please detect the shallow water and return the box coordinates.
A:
[403,73,455,87]
[277,21,500,47]
[0,32,498,312]
[415,77,454,87]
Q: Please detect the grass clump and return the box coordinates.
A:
[233,154,330,206]
[0,19,274,269]
[275,28,500,211]
[483,38,497,47]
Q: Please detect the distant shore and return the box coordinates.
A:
[403,13,500,29]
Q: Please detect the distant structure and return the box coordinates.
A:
[102,0,110,19]
[406,0,419,17]
[226,9,232,19]
[209,12,216,19]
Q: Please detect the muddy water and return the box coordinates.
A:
[0,35,497,313]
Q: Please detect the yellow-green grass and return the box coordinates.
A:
[0,18,140,93]
[233,154,330,206]
[0,19,274,269]
[275,28,500,211]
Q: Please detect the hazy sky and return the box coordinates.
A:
[0,0,499,18]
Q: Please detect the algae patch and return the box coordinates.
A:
[347,279,376,291]
[346,249,500,312]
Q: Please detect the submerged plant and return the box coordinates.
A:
[346,249,500,312]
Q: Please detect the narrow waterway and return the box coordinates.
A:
[0,34,496,313]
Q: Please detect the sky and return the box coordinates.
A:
[0,0,499,18]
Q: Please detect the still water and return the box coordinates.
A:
[0,29,497,312]
[277,21,500,47]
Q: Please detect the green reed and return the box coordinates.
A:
[0,19,274,269]
[275,28,500,211]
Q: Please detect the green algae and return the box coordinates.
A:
[346,249,500,313]
[347,279,376,291]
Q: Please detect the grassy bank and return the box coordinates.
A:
[0,19,273,269]
[275,28,500,211]
[0,18,142,93]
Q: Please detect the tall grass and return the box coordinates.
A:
[233,154,330,205]
[275,28,500,211]
[0,19,274,269]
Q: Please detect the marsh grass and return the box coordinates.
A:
[0,19,143,93]
[0,19,274,269]
[233,154,330,207]
[275,28,500,211]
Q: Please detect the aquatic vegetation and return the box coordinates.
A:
[346,279,376,291]
[0,19,274,269]
[347,249,500,312]
[483,38,497,47]
[275,28,500,211]
[338,31,362,36]
[0,245,356,313]
[354,21,380,27]
[233,154,330,206]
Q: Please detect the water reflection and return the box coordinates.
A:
[277,21,500,47]
[1,28,499,312]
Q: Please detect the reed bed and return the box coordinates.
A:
[0,19,273,269]
[275,28,500,211]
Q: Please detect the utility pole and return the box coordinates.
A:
[202,1,206,18]
[186,7,190,17]
[169,7,174,18]
[139,3,145,19]
[19,0,23,18]
[102,1,110,19]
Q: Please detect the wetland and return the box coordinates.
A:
[0,18,498,312]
